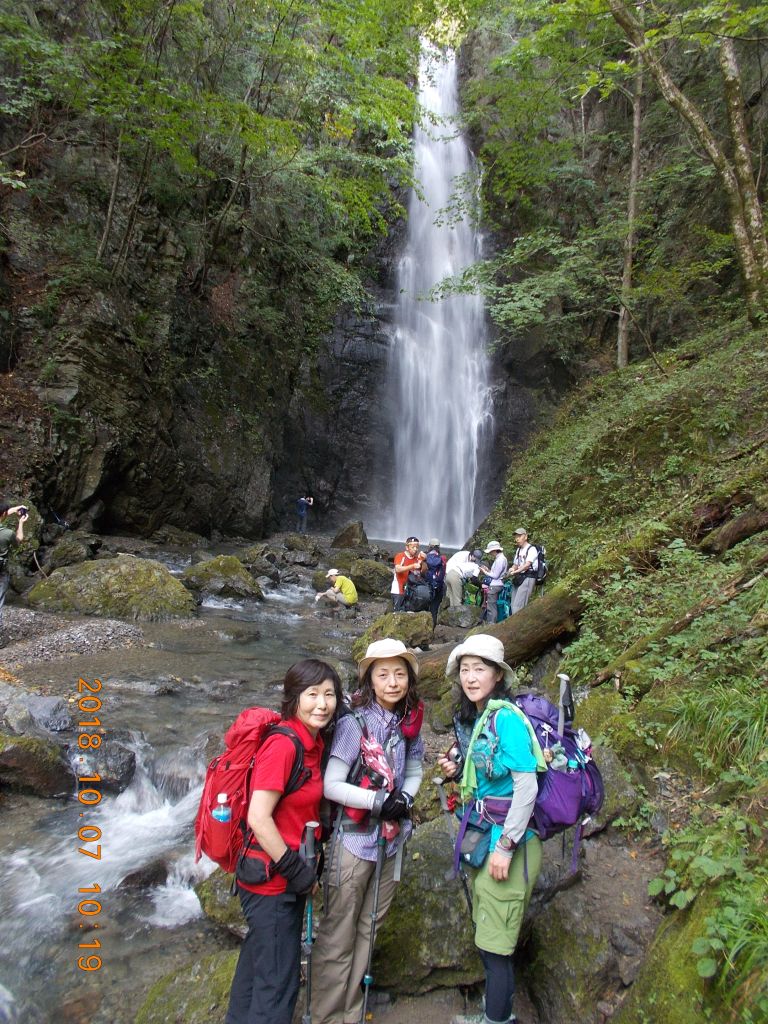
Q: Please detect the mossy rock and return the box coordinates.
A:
[182,555,264,600]
[27,554,196,620]
[0,731,74,797]
[283,533,318,553]
[373,816,482,992]
[613,890,725,1024]
[331,520,368,547]
[135,949,238,1024]
[194,869,245,938]
[351,612,434,663]
[350,558,392,596]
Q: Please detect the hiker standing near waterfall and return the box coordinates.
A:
[311,639,424,1024]
[436,635,544,1024]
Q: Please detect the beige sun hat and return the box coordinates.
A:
[446,634,516,686]
[484,540,503,553]
[357,638,419,679]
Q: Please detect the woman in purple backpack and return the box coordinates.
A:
[436,634,545,1024]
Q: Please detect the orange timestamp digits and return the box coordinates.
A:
[75,678,105,971]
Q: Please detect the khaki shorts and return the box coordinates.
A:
[470,836,542,955]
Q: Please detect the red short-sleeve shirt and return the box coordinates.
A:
[239,717,324,895]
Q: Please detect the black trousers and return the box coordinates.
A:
[225,887,306,1024]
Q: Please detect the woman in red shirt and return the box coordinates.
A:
[225,659,343,1024]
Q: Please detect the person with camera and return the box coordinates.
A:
[310,639,424,1024]
[0,499,29,627]
[505,528,538,614]
[436,635,543,1024]
[391,536,425,611]
[478,541,508,624]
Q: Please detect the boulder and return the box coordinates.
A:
[350,558,393,596]
[75,736,137,793]
[149,525,208,548]
[27,555,196,620]
[181,556,264,600]
[3,695,72,734]
[195,869,246,938]
[331,521,368,547]
[351,612,434,662]
[0,732,74,797]
[372,816,482,992]
[438,605,481,629]
[283,533,318,553]
[135,950,237,1024]
[237,548,280,582]
[42,532,96,572]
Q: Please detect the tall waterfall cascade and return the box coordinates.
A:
[376,48,493,549]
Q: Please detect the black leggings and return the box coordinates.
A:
[479,948,515,1023]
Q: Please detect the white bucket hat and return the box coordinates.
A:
[358,638,419,679]
[446,634,516,686]
[325,568,339,578]
[484,540,503,554]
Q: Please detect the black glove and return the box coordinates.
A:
[273,848,316,894]
[379,788,413,821]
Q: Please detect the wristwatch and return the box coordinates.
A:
[496,831,517,853]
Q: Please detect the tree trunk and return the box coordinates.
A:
[617,55,643,370]
[97,135,122,262]
[416,589,585,696]
[607,0,768,322]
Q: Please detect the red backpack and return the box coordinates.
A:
[194,707,309,873]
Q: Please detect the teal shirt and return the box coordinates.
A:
[458,705,540,847]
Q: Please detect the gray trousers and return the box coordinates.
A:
[310,843,399,1024]
[0,571,9,622]
[511,576,535,614]
[445,570,464,607]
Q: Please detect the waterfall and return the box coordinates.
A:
[377,48,493,548]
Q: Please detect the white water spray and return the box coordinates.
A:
[377,48,492,548]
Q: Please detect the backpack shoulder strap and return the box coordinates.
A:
[267,724,311,795]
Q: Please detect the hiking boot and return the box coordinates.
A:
[450,1016,516,1024]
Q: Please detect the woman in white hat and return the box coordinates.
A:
[436,635,544,1024]
[311,638,424,1024]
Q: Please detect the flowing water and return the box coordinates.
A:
[374,48,493,548]
[0,577,367,1024]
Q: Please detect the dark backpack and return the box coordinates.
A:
[529,543,548,584]
[424,551,446,592]
[194,707,309,873]
[404,572,432,612]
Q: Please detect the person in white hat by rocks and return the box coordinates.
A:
[479,541,508,624]
[436,635,544,1024]
[315,569,358,612]
[311,639,424,1024]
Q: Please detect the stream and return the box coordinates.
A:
[0,561,377,1024]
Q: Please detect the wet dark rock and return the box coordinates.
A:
[119,859,169,889]
[42,532,97,572]
[279,569,301,585]
[281,548,319,567]
[282,533,319,553]
[331,521,368,547]
[195,869,246,939]
[73,735,137,793]
[0,732,74,797]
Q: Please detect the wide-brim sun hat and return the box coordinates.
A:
[446,634,516,686]
[358,638,419,679]
[484,540,503,553]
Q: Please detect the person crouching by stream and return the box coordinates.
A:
[311,638,425,1024]
[315,569,358,614]
[436,635,545,1024]
[225,659,343,1024]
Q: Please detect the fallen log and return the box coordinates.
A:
[416,587,585,697]
[699,496,768,555]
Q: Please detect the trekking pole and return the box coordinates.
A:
[360,831,387,1024]
[557,673,574,735]
[433,777,473,916]
[301,820,320,1024]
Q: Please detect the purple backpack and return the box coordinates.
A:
[505,693,604,868]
